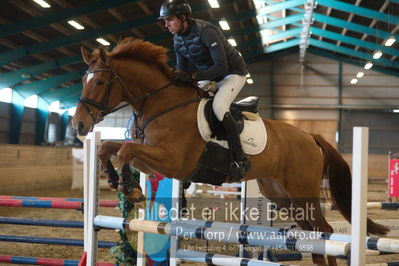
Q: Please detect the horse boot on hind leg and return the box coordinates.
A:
[118,164,146,203]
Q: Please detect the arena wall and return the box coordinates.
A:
[0,144,73,194]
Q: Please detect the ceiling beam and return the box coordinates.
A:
[40,84,81,103]
[309,38,399,69]
[14,70,83,98]
[0,14,76,74]
[335,0,362,47]
[313,13,399,42]
[317,0,399,25]
[352,2,389,54]
[310,27,399,57]
[0,0,137,38]
[308,48,399,78]
[256,0,305,15]
[227,14,303,39]
[0,55,81,88]
[244,38,300,58]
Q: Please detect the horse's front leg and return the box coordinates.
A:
[98,141,123,189]
[117,142,174,202]
[117,142,173,174]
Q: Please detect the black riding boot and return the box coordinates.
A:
[222,112,251,179]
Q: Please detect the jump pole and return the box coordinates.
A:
[176,249,290,266]
[94,216,350,257]
[0,198,117,209]
[351,127,368,265]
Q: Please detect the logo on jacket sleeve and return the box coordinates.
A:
[211,42,218,47]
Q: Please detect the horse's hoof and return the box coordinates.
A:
[107,180,118,190]
[123,188,146,204]
[118,184,132,195]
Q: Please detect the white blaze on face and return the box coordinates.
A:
[86,73,94,84]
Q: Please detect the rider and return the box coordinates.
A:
[158,0,250,179]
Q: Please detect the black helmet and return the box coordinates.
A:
[158,0,192,20]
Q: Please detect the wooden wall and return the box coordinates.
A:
[0,144,72,194]
[342,154,388,180]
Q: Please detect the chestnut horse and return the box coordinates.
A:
[72,38,388,265]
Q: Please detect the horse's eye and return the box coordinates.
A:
[97,80,105,86]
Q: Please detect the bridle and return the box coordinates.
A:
[78,68,125,124]
[78,66,202,140]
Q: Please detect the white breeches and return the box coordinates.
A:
[198,74,247,121]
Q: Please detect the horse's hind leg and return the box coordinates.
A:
[290,197,336,266]
[257,179,333,265]
[256,178,293,210]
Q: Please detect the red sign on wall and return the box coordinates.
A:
[389,159,399,197]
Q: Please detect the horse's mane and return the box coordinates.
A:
[109,37,173,79]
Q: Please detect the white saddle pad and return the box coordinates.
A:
[197,98,267,155]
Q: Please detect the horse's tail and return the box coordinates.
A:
[312,134,389,236]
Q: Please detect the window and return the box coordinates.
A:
[24,95,38,108]
[0,88,12,103]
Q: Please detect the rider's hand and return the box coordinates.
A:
[173,70,196,84]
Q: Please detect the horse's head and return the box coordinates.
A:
[72,47,124,136]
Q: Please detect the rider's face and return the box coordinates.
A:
[163,16,182,34]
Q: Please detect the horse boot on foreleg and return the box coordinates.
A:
[118,164,146,203]
[98,141,123,190]
[104,160,119,189]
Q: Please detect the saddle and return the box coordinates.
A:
[187,96,267,186]
[204,96,260,140]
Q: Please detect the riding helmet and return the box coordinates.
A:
[158,0,192,19]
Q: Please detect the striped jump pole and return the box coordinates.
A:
[0,255,79,266]
[0,255,115,266]
[323,202,399,211]
[266,249,396,262]
[366,263,399,266]
[0,199,117,209]
[0,235,117,248]
[0,196,118,208]
[364,202,399,210]
[176,249,291,266]
[195,189,241,196]
[175,219,399,254]
[94,216,350,257]
[0,217,83,228]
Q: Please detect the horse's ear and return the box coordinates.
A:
[81,46,91,65]
[98,48,111,67]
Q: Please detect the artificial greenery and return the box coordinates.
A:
[109,167,141,266]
